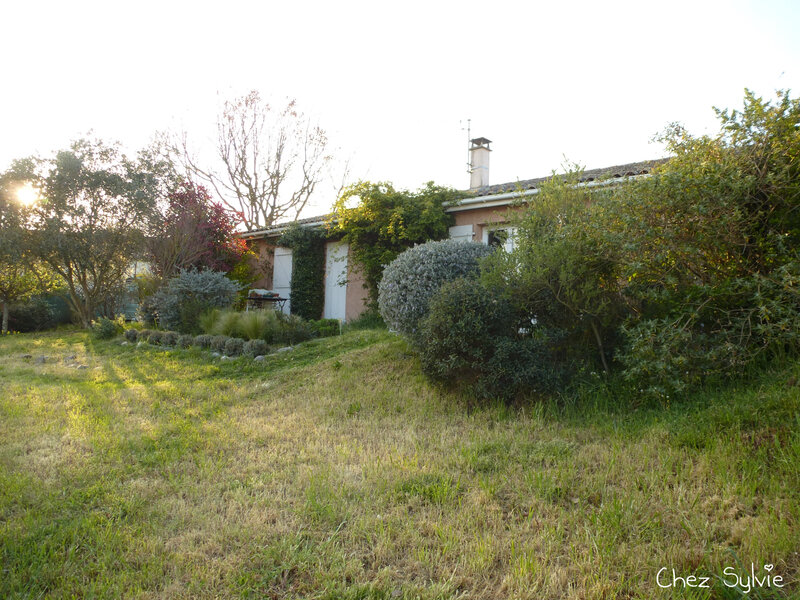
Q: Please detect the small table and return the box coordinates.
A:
[246,296,288,312]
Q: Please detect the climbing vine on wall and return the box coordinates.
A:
[278,223,326,321]
[329,181,460,308]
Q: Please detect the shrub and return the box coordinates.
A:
[243,339,268,357]
[224,337,245,356]
[194,334,213,349]
[124,329,139,342]
[211,335,229,353]
[7,298,57,332]
[138,329,153,342]
[343,308,385,331]
[237,310,281,341]
[310,318,340,338]
[178,334,194,349]
[148,331,164,345]
[91,316,124,340]
[150,268,241,333]
[378,239,494,340]
[275,312,314,345]
[201,308,310,344]
[162,331,179,347]
[418,278,565,400]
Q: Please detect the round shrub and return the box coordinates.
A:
[92,317,123,340]
[211,335,229,353]
[124,329,139,342]
[418,278,564,400]
[243,339,269,357]
[150,268,241,333]
[138,329,153,342]
[162,331,179,347]
[224,337,245,356]
[178,334,194,349]
[194,334,213,349]
[378,239,494,340]
[148,331,164,345]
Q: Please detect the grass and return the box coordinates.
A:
[0,328,798,599]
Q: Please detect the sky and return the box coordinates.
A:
[1,0,799,219]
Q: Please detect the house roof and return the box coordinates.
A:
[467,158,669,197]
[241,157,670,239]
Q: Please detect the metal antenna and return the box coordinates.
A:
[460,118,472,174]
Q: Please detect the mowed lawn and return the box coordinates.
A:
[1,329,799,599]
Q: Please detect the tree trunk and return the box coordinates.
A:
[1,301,8,334]
[590,320,610,373]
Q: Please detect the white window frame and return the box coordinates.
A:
[481,225,517,253]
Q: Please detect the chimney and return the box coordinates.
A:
[469,137,491,189]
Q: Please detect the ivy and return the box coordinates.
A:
[329,181,460,307]
[278,223,326,321]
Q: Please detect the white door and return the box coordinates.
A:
[324,242,348,321]
[272,247,292,315]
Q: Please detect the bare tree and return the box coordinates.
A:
[181,91,334,230]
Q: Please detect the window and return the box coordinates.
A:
[482,226,517,253]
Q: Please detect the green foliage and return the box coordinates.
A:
[309,318,341,338]
[418,278,565,400]
[194,334,213,349]
[224,337,245,356]
[329,181,459,307]
[243,339,268,357]
[603,90,800,398]
[479,89,800,399]
[278,223,326,321]
[137,329,153,342]
[91,316,124,340]
[481,169,624,372]
[0,176,60,333]
[378,239,495,341]
[342,308,385,331]
[7,298,57,333]
[151,268,241,333]
[124,329,139,342]
[210,335,229,353]
[201,308,315,346]
[177,334,194,349]
[19,138,170,328]
[162,331,179,347]
[148,331,164,346]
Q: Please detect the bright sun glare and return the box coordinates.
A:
[15,183,38,207]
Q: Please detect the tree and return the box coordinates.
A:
[481,170,625,372]
[329,181,459,308]
[147,180,248,279]
[19,138,168,328]
[181,91,335,230]
[0,171,56,333]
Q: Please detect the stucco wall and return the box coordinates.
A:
[345,254,369,322]
[450,204,524,243]
[247,238,275,289]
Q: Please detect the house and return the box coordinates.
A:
[241,138,666,322]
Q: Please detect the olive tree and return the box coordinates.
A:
[0,168,56,332]
[19,138,168,327]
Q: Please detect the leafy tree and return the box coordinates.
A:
[481,170,625,371]
[329,181,459,307]
[147,180,248,279]
[181,91,340,230]
[0,172,57,332]
[18,138,168,328]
